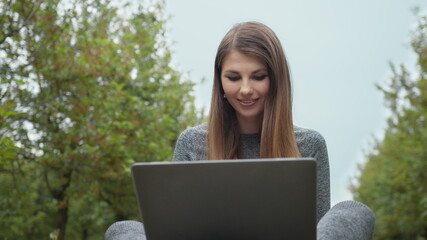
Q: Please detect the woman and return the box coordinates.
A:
[106,21,375,240]
[172,21,330,222]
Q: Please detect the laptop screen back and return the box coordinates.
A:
[131,158,317,240]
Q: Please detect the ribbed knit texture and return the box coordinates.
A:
[317,200,376,240]
[105,221,146,240]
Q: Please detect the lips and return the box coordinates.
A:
[238,98,258,106]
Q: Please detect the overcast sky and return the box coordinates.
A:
[163,0,426,205]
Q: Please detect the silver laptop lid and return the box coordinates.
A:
[132,158,317,240]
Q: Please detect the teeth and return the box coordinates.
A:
[242,100,254,103]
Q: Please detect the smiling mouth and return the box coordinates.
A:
[238,99,258,106]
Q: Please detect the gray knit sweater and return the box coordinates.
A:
[105,124,376,240]
[172,123,330,222]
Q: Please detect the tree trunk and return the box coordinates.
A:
[56,198,69,240]
[50,170,72,240]
[82,228,88,240]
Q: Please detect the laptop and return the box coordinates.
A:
[131,158,317,240]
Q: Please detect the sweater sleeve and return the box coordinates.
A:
[172,124,207,162]
[312,132,331,222]
[172,128,193,162]
[295,127,331,222]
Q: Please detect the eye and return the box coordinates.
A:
[253,75,267,81]
[226,76,240,81]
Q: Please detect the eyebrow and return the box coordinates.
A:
[223,69,267,74]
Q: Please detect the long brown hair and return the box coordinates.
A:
[208,21,301,159]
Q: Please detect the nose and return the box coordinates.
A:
[240,79,253,96]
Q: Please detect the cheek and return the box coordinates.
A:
[264,79,271,95]
[221,80,237,94]
[220,78,227,93]
[262,84,270,95]
[256,80,270,96]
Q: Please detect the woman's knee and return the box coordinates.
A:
[105,220,146,240]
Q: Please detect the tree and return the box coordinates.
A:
[0,0,201,239]
[351,14,427,240]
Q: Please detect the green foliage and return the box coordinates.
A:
[0,0,201,239]
[351,14,427,240]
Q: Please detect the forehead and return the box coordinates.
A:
[222,50,266,72]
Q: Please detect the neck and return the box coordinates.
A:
[237,115,262,134]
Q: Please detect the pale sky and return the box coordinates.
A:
[164,0,426,205]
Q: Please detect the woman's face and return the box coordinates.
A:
[221,50,270,132]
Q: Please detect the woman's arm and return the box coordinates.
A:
[295,127,331,222]
[312,133,331,222]
[172,124,208,162]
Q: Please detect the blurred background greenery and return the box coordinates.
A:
[0,0,202,239]
[0,0,426,239]
[351,14,427,240]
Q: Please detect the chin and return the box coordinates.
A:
[236,112,263,120]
